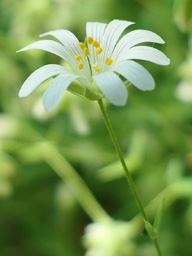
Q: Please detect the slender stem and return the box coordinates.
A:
[43,142,111,224]
[98,99,147,219]
[154,238,162,256]
[98,98,162,256]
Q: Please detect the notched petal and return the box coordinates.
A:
[93,71,128,106]
[116,46,170,66]
[18,64,70,97]
[114,60,155,91]
[43,74,76,112]
[17,40,66,59]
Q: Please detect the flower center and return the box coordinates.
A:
[75,36,114,73]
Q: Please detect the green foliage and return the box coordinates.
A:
[0,0,192,256]
[174,0,192,32]
[144,220,157,240]
[153,200,164,235]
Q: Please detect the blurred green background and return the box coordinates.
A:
[0,0,192,255]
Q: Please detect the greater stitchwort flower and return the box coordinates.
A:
[18,20,170,111]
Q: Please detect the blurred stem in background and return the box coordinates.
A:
[43,143,112,223]
[22,141,112,224]
[98,98,162,256]
[15,133,192,255]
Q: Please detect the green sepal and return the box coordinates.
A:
[84,88,103,101]
[67,82,86,97]
[144,220,157,240]
[153,200,164,234]
[67,82,102,101]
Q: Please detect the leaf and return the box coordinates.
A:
[144,220,157,240]
[153,200,164,234]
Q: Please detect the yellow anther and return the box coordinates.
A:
[94,66,101,73]
[79,42,86,50]
[96,47,103,55]
[84,47,89,57]
[87,36,93,44]
[75,55,82,61]
[105,57,114,66]
[78,62,84,70]
[92,40,100,48]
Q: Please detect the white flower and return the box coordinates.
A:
[83,221,137,256]
[176,80,192,103]
[18,20,170,111]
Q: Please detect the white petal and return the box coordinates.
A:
[41,31,91,79]
[86,22,107,43]
[86,22,107,75]
[100,20,134,72]
[39,30,80,62]
[113,60,155,91]
[17,40,66,59]
[40,30,80,48]
[19,64,70,97]
[43,74,76,111]
[92,71,128,106]
[113,29,165,60]
[116,46,170,66]
[17,40,86,76]
[75,76,92,90]
[102,20,134,55]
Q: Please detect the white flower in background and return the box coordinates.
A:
[83,221,137,256]
[176,80,192,103]
[18,20,170,111]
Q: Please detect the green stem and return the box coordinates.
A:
[98,99,147,219]
[43,142,111,224]
[154,238,162,256]
[98,98,162,256]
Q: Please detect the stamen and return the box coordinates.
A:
[79,42,86,50]
[75,55,82,61]
[84,47,89,57]
[94,66,101,72]
[87,36,93,44]
[92,40,100,48]
[78,62,84,70]
[105,57,114,66]
[96,47,103,55]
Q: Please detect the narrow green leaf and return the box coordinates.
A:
[153,200,164,234]
[144,220,157,240]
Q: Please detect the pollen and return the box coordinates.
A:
[105,57,114,66]
[84,47,89,57]
[94,66,101,72]
[87,36,93,44]
[78,62,84,70]
[96,47,103,55]
[75,55,82,61]
[79,42,86,50]
[92,40,100,48]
